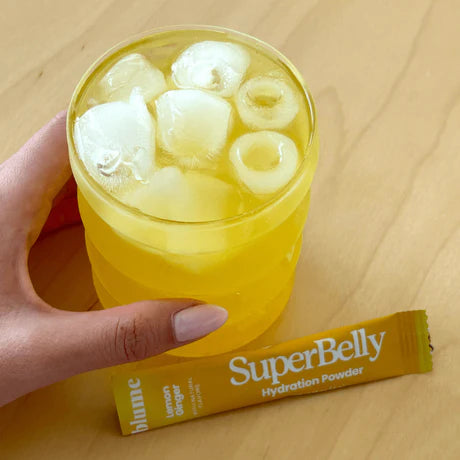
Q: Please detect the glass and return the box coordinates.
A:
[67,26,318,357]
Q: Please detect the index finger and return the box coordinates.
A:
[0,111,72,245]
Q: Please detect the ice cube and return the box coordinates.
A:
[98,53,166,103]
[120,166,242,222]
[236,76,299,130]
[74,88,155,190]
[155,90,232,167]
[172,41,250,97]
[229,131,299,195]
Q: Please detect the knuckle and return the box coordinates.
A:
[113,313,160,363]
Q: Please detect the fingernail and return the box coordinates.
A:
[173,304,228,342]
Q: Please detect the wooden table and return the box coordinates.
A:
[1,1,459,458]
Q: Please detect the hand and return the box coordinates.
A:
[0,112,227,407]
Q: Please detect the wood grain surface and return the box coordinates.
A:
[1,1,460,459]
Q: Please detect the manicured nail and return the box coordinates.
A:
[174,304,228,342]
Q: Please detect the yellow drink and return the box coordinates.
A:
[67,26,318,357]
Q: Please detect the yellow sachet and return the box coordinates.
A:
[112,310,432,435]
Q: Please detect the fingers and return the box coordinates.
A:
[0,111,71,246]
[0,299,227,406]
[39,176,81,238]
[35,299,227,381]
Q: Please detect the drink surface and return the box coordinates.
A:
[68,28,318,357]
[72,29,311,223]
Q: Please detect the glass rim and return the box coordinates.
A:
[66,24,317,229]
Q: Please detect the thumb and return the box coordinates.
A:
[43,299,227,379]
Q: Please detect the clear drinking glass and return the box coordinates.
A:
[67,26,318,357]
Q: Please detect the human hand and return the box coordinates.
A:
[0,112,227,407]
